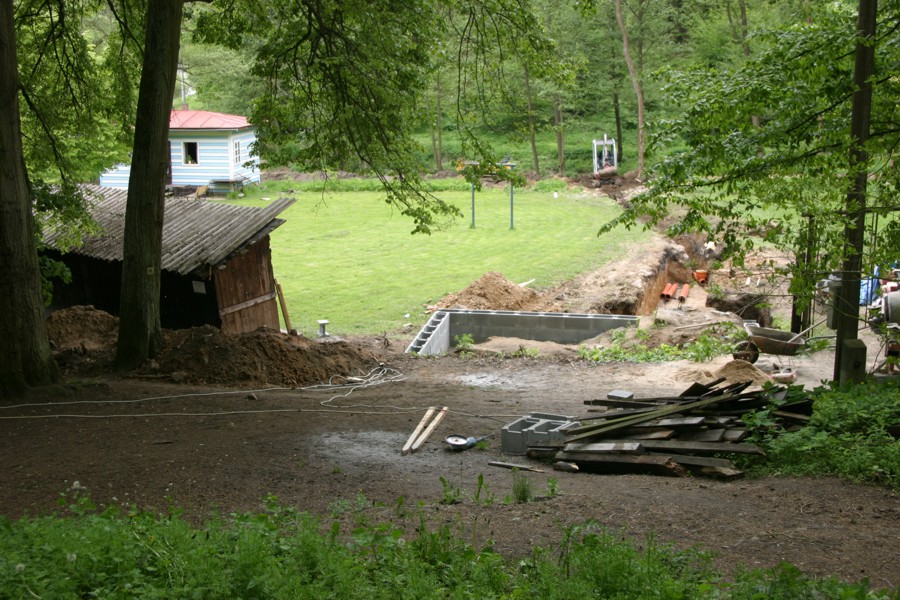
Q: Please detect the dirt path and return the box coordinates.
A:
[2,349,898,589]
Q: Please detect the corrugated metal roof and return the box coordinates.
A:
[44,185,295,277]
[170,110,252,130]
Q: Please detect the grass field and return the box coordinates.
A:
[222,179,651,336]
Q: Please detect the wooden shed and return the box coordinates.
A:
[99,110,261,193]
[44,185,295,334]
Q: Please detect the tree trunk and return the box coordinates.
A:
[725,0,739,43]
[737,0,761,128]
[833,0,877,383]
[116,0,184,370]
[616,0,645,178]
[523,62,540,176]
[0,2,61,394]
[553,93,565,175]
[613,91,624,163]
[434,77,443,171]
[429,123,437,170]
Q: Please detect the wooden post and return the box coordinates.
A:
[275,280,293,333]
[411,407,447,453]
[402,407,435,455]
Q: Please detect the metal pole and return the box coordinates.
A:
[470,182,475,228]
[509,183,514,230]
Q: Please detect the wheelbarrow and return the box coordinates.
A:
[732,321,821,365]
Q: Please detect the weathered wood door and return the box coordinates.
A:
[213,238,280,333]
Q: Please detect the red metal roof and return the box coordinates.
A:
[169,110,252,130]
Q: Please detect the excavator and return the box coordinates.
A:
[592,135,618,183]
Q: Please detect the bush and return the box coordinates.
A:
[743,379,900,489]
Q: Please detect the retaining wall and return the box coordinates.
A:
[406,309,639,355]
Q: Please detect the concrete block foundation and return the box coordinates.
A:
[406,309,639,356]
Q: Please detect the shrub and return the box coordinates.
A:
[742,380,900,489]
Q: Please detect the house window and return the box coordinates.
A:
[233,141,241,165]
[183,142,198,165]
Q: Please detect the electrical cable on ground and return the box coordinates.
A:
[0,406,522,422]
[0,364,522,422]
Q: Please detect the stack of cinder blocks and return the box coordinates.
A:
[500,412,580,455]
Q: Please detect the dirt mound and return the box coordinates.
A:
[46,306,120,374]
[471,336,577,357]
[45,306,380,388]
[47,305,118,352]
[151,326,380,387]
[677,358,772,388]
[436,272,562,312]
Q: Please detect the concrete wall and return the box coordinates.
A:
[406,309,638,355]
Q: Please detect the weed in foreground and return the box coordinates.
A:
[1,496,896,598]
[511,470,533,504]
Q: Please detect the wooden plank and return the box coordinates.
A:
[647,453,734,468]
[219,291,277,317]
[702,381,751,397]
[652,416,707,427]
[564,393,739,443]
[699,466,745,480]
[553,461,579,472]
[703,416,738,426]
[402,407,435,455]
[488,461,545,473]
[584,398,668,409]
[275,280,292,332]
[555,452,676,467]
[678,428,726,442]
[580,406,661,420]
[410,406,447,452]
[634,439,764,455]
[562,441,645,454]
[615,429,676,441]
[679,378,726,397]
[526,448,559,460]
[773,410,812,423]
[723,429,749,442]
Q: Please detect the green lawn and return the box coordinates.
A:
[223,180,650,336]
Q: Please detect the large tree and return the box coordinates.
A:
[0,0,60,395]
[111,0,552,367]
[115,0,186,369]
[2,0,131,395]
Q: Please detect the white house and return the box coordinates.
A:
[99,110,261,192]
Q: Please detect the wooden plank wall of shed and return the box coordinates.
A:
[213,237,280,333]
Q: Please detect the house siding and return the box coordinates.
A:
[98,163,131,188]
[98,120,260,190]
[170,132,232,186]
[230,130,260,183]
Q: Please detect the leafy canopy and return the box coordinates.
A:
[601,1,900,296]
[192,0,554,233]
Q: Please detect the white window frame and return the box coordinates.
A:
[183,141,199,165]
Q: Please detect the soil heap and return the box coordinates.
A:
[436,272,562,312]
[45,305,380,388]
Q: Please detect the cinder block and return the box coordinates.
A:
[500,413,579,455]
[839,338,867,384]
[607,390,634,400]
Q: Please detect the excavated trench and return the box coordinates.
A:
[406,239,771,355]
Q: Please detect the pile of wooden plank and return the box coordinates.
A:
[526,378,811,479]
